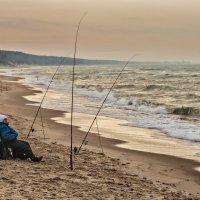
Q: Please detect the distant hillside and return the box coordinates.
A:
[0,50,123,66]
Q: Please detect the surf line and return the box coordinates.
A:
[76,56,135,155]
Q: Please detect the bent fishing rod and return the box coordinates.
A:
[26,57,65,139]
[76,56,134,154]
[70,12,87,170]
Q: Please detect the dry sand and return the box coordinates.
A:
[0,74,200,199]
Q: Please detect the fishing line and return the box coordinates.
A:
[95,117,104,154]
[26,57,66,139]
[77,56,135,154]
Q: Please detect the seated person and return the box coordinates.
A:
[0,114,42,162]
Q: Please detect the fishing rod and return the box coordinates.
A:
[76,56,134,154]
[39,107,45,140]
[70,13,87,170]
[26,57,65,139]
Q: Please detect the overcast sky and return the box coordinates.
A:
[0,0,200,61]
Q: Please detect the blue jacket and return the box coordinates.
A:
[0,122,18,142]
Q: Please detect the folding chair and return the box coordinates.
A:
[0,131,13,160]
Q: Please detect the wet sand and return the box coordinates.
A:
[0,74,200,199]
[52,112,200,163]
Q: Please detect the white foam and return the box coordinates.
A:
[74,86,168,115]
[194,167,200,173]
[128,114,200,142]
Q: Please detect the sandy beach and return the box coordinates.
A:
[0,74,200,200]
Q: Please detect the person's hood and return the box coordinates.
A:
[0,114,7,123]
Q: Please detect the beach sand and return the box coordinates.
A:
[0,74,200,199]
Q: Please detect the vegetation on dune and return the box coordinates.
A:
[0,50,123,66]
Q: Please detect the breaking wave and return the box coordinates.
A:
[172,106,200,117]
[144,84,172,91]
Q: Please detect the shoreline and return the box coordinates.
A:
[1,74,200,197]
[5,72,200,163]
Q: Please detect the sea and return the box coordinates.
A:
[1,62,200,161]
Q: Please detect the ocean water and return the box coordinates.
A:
[1,62,200,144]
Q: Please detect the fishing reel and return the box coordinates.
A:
[74,146,78,154]
[73,140,88,155]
